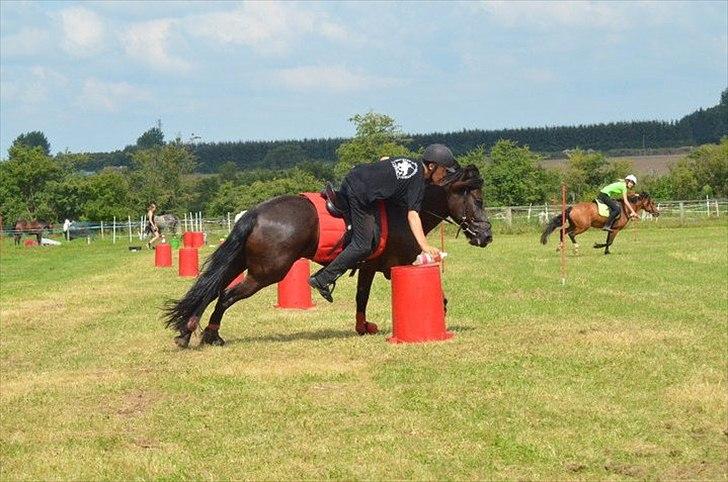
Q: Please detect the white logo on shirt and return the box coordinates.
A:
[391,158,418,180]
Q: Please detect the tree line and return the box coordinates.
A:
[1,111,726,225]
[70,89,727,174]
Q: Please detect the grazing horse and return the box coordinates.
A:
[164,165,493,347]
[13,220,52,245]
[145,214,179,237]
[541,192,660,254]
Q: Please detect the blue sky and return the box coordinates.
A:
[1,0,726,155]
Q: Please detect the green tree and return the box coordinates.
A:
[11,131,51,156]
[334,112,415,179]
[482,140,558,206]
[136,127,165,149]
[263,143,307,169]
[0,145,61,220]
[130,143,196,212]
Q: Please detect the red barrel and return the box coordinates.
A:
[388,264,453,344]
[227,272,245,289]
[276,258,314,309]
[154,243,172,267]
[192,231,205,248]
[182,231,195,248]
[178,247,199,277]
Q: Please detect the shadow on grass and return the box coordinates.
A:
[226,328,362,344]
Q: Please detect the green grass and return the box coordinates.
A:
[1,224,726,480]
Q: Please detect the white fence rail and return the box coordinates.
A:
[3,198,726,241]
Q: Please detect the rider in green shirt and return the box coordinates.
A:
[598,175,639,231]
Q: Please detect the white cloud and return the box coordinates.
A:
[480,1,671,30]
[80,78,151,112]
[0,66,68,104]
[274,66,399,92]
[59,7,106,56]
[120,19,190,72]
[0,28,52,56]
[187,2,349,55]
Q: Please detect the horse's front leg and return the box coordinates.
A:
[355,268,378,335]
[604,230,618,255]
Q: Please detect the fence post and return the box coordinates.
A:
[128,216,132,242]
[679,201,684,224]
[527,204,532,221]
[505,207,513,228]
[100,220,104,239]
[227,212,232,233]
[715,200,720,217]
[706,196,710,216]
[113,216,116,244]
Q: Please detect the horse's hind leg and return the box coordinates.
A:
[355,268,378,335]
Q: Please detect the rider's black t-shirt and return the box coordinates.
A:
[344,157,425,211]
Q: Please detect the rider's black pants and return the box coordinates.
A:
[598,192,620,227]
[314,181,376,286]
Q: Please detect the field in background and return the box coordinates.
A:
[541,153,684,175]
[1,223,726,480]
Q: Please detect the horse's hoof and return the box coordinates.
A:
[356,321,378,335]
[201,328,225,346]
[174,332,191,348]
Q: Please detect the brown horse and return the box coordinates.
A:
[13,220,52,246]
[540,193,659,255]
[164,165,493,348]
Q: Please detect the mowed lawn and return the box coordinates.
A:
[1,223,726,480]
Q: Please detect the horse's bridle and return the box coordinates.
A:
[422,190,483,239]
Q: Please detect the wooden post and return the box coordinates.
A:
[100,220,104,239]
[128,216,132,242]
[706,195,710,216]
[227,212,232,233]
[715,200,720,217]
[183,213,188,232]
[679,201,684,224]
[112,216,116,244]
[527,204,532,221]
[505,207,513,228]
[560,184,567,286]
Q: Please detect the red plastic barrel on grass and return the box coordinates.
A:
[276,258,314,309]
[178,247,199,277]
[154,243,172,267]
[388,264,453,344]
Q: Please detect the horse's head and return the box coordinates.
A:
[635,192,659,217]
[441,164,493,247]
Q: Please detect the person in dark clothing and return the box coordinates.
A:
[309,143,458,302]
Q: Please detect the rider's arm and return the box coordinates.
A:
[407,210,440,257]
[622,191,637,217]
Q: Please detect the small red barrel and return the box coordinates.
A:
[154,243,172,267]
[276,258,314,309]
[227,272,245,289]
[182,231,195,248]
[178,247,199,277]
[388,264,453,344]
[192,231,205,248]
[24,239,38,247]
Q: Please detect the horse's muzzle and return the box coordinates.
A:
[467,221,492,247]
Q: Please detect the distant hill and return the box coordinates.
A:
[78,89,727,173]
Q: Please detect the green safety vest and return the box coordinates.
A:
[600,181,627,199]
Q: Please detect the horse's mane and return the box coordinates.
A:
[444,164,484,189]
[627,192,650,203]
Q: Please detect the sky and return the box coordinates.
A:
[1,0,726,155]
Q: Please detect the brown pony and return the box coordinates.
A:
[541,193,659,255]
[13,220,52,246]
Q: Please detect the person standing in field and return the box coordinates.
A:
[598,175,639,231]
[147,202,161,248]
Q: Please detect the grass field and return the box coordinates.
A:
[1,222,726,480]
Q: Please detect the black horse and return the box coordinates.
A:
[164,165,493,347]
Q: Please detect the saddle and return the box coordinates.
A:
[594,198,615,218]
[300,185,388,264]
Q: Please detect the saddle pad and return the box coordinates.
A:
[300,192,388,264]
[594,199,610,218]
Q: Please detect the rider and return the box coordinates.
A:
[308,143,457,302]
[598,174,639,231]
[147,202,161,248]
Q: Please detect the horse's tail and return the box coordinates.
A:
[540,207,572,245]
[163,210,257,333]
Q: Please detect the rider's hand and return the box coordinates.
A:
[421,245,442,259]
[630,212,639,219]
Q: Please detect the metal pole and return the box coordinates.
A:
[560,184,566,286]
[440,223,445,274]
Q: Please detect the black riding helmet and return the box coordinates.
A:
[422,144,458,173]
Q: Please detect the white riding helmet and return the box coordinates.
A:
[625,174,637,185]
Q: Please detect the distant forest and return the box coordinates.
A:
[78,90,727,173]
